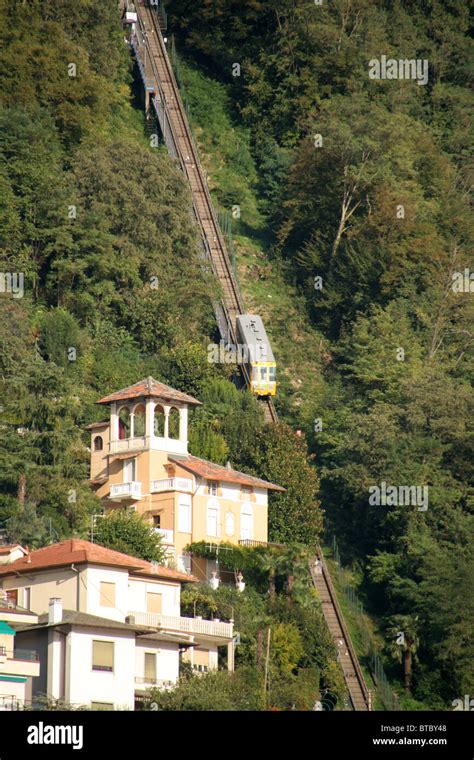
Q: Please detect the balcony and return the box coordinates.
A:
[134,677,175,690]
[0,648,40,678]
[150,477,193,494]
[128,611,233,642]
[153,528,174,545]
[109,437,147,455]
[110,481,142,500]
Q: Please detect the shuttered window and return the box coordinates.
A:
[240,504,253,540]
[207,506,219,537]
[92,640,114,672]
[144,653,156,683]
[146,592,162,614]
[99,582,116,608]
[178,495,192,533]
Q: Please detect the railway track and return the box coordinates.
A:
[311,549,371,711]
[133,1,277,424]
[130,2,368,709]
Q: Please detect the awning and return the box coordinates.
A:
[0,621,16,635]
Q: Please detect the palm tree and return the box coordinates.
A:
[255,547,281,600]
[386,614,419,694]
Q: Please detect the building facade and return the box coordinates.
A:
[89,377,284,578]
[0,600,40,710]
[0,540,234,709]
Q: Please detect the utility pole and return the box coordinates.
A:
[264,627,271,707]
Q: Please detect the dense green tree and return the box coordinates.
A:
[92,510,166,564]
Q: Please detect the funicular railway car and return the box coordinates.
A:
[236,315,277,397]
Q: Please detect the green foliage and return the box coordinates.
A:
[93,510,166,563]
[4,503,52,549]
[24,696,89,712]
[251,424,323,545]
[145,667,265,711]
[171,0,474,708]
[270,622,304,675]
[37,309,81,368]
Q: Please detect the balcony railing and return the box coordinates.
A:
[110,481,142,500]
[109,437,147,454]
[128,611,233,640]
[154,528,174,545]
[12,648,39,662]
[238,539,285,548]
[134,677,175,690]
[150,477,193,493]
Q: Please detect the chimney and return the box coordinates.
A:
[48,598,63,625]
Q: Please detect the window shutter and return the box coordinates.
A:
[146,592,163,614]
[144,653,156,682]
[92,640,114,671]
[99,582,116,608]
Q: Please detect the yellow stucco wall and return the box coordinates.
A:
[0,567,86,616]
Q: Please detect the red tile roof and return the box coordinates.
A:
[169,455,285,492]
[0,539,196,583]
[97,377,201,407]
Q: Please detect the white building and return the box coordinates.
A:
[0,540,234,710]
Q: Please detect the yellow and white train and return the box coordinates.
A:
[236,315,277,397]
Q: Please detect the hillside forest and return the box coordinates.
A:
[0,0,472,709]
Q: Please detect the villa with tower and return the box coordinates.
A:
[88,378,284,580]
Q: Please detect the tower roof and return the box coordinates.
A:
[97,377,201,407]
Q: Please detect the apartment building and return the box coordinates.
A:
[88,377,284,578]
[0,540,234,709]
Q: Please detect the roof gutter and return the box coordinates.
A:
[70,564,80,612]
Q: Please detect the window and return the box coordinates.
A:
[23,588,31,610]
[207,505,219,537]
[146,592,162,614]
[240,504,253,540]
[94,436,103,451]
[118,407,130,439]
[208,481,218,497]
[5,590,17,606]
[241,486,252,501]
[168,407,180,439]
[225,511,235,537]
[193,648,210,672]
[144,653,156,683]
[92,640,114,672]
[133,404,146,437]
[123,458,136,483]
[153,514,161,528]
[178,494,192,533]
[260,366,268,380]
[99,582,116,608]
[154,405,165,437]
[269,366,276,382]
